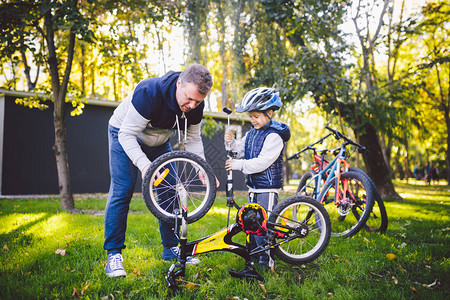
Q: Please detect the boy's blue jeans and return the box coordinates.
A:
[104,125,179,254]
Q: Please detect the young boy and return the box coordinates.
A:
[224,87,290,268]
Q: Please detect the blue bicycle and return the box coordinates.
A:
[287,126,375,238]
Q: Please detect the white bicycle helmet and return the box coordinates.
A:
[235,87,281,113]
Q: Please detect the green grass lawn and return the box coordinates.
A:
[0,181,449,299]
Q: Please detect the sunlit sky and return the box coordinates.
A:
[341,0,427,38]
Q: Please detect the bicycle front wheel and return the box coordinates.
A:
[142,151,216,224]
[269,195,331,265]
[318,171,374,238]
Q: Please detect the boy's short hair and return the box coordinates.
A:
[179,64,213,95]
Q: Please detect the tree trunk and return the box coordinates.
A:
[53,109,74,210]
[80,45,86,93]
[216,1,227,109]
[357,123,403,200]
[446,114,450,183]
[90,61,95,97]
[44,6,76,211]
[21,50,39,91]
[442,65,450,184]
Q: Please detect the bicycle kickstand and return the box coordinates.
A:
[229,262,264,282]
[165,263,183,295]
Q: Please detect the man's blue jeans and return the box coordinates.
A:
[104,125,179,254]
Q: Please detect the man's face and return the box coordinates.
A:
[176,78,206,113]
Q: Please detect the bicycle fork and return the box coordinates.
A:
[165,183,189,292]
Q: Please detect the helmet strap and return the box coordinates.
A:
[261,111,273,130]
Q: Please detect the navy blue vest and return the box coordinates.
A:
[244,125,286,189]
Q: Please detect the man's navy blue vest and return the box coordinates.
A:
[244,121,290,189]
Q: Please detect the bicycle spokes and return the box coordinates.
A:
[268,196,330,264]
[143,151,216,224]
[319,171,373,237]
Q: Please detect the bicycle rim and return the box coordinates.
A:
[269,195,331,265]
[348,167,388,233]
[318,171,374,238]
[142,151,216,224]
[363,196,388,233]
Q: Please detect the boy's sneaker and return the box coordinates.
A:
[105,253,127,278]
[162,246,201,265]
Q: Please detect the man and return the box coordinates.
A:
[104,64,213,277]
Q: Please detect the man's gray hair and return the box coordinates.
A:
[179,63,213,95]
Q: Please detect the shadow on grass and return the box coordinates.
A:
[0,212,52,248]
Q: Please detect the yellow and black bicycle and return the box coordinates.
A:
[142,150,331,293]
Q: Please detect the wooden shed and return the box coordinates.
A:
[0,89,251,196]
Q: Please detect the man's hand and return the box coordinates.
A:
[141,163,151,180]
[198,171,220,187]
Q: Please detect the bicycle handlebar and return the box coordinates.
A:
[286,145,313,160]
[324,125,369,154]
[286,133,334,161]
[287,127,370,161]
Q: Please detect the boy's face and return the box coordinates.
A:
[249,110,272,129]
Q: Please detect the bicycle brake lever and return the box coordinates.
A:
[324,125,341,140]
[286,153,299,160]
[359,147,370,154]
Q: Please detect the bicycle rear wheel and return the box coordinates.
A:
[349,167,388,233]
[318,171,374,238]
[142,151,216,224]
[268,195,331,265]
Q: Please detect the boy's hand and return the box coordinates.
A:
[224,131,234,144]
[225,158,233,171]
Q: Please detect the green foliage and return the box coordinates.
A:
[15,95,49,110]
[185,0,210,64]
[400,0,450,175]
[0,183,448,299]
[201,116,224,138]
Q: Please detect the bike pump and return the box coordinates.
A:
[223,107,238,226]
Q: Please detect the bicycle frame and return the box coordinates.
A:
[300,143,350,201]
[288,126,380,237]
[166,183,322,293]
[166,200,303,291]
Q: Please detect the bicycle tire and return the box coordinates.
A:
[296,170,318,197]
[269,195,331,265]
[317,171,374,238]
[142,151,216,224]
[348,167,388,233]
